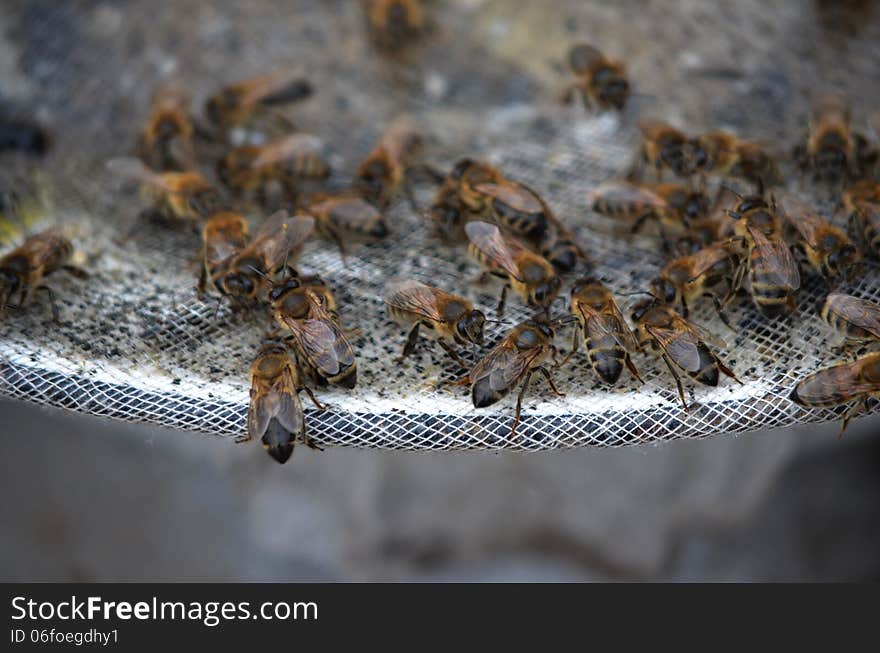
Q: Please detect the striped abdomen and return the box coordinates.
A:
[585,322,625,384]
[687,343,720,386]
[749,251,796,317]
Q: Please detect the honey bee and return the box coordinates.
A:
[847,201,880,258]
[820,293,880,346]
[300,192,390,256]
[273,287,357,389]
[428,182,469,242]
[268,272,338,323]
[355,115,422,207]
[460,316,567,438]
[364,0,425,52]
[842,179,880,214]
[538,211,586,273]
[790,351,880,435]
[695,131,781,187]
[204,69,313,130]
[470,179,551,243]
[726,195,801,318]
[244,336,324,464]
[561,43,630,111]
[567,277,642,385]
[796,93,873,182]
[674,187,739,254]
[216,133,330,196]
[0,227,87,321]
[465,221,561,315]
[650,241,739,325]
[107,157,222,224]
[780,196,860,282]
[630,120,705,180]
[385,279,486,367]
[136,82,195,172]
[632,299,740,409]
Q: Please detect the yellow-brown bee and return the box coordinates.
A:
[796,93,873,182]
[428,182,469,242]
[538,211,587,273]
[204,69,313,130]
[630,120,705,180]
[465,221,561,315]
[566,277,641,385]
[355,115,422,207]
[364,0,425,52]
[674,187,739,254]
[136,82,196,172]
[0,227,86,321]
[790,351,880,435]
[820,293,880,346]
[632,299,740,409]
[216,133,330,196]
[268,272,337,323]
[561,43,630,111]
[842,179,880,215]
[460,316,567,438]
[299,192,390,256]
[780,196,860,282]
[847,201,880,258]
[696,131,781,187]
[726,195,801,318]
[385,279,486,367]
[107,157,222,224]
[471,179,551,243]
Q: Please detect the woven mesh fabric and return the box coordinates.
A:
[1,0,878,449]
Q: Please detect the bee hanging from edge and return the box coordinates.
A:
[790,351,880,435]
[355,115,423,208]
[203,69,313,132]
[244,335,325,464]
[385,279,486,368]
[820,293,880,348]
[136,81,196,172]
[0,226,88,321]
[561,43,630,111]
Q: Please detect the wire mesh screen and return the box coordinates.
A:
[1,0,879,450]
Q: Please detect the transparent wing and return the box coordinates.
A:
[385,280,445,323]
[587,180,670,211]
[283,317,351,378]
[646,324,703,372]
[465,221,525,281]
[794,362,880,406]
[779,196,826,247]
[686,243,734,281]
[474,182,544,214]
[470,341,541,393]
[748,224,801,290]
[250,133,323,169]
[826,294,880,339]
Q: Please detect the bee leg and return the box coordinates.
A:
[234,433,251,444]
[838,399,866,438]
[402,175,421,214]
[537,366,565,398]
[303,432,324,452]
[397,322,421,362]
[624,354,644,384]
[197,262,208,300]
[661,354,689,410]
[707,293,734,330]
[630,212,655,235]
[438,339,468,370]
[35,285,60,322]
[302,387,325,410]
[553,327,579,369]
[680,297,690,319]
[61,265,89,279]
[715,355,743,385]
[511,370,535,440]
[496,285,508,318]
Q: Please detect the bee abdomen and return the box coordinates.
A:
[585,334,624,384]
[688,345,720,386]
[261,419,296,464]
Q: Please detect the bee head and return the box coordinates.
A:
[457,309,486,346]
[650,276,679,305]
[532,275,562,307]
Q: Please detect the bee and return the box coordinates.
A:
[820,293,880,346]
[842,179,880,214]
[674,186,739,255]
[538,211,586,273]
[385,279,486,367]
[470,179,551,243]
[561,43,630,111]
[136,82,195,172]
[790,351,880,435]
[632,299,740,409]
[300,192,390,256]
[566,277,642,384]
[0,227,87,321]
[268,272,337,323]
[427,158,502,242]
[204,69,313,130]
[847,201,880,258]
[199,210,314,305]
[460,316,567,438]
[649,241,739,325]
[244,336,324,464]
[796,93,873,182]
[630,120,705,180]
[273,287,357,389]
[726,195,801,318]
[216,133,330,196]
[428,183,469,242]
[465,221,561,315]
[695,131,781,187]
[355,115,422,207]
[780,196,860,282]
[106,157,222,224]
[364,0,425,52]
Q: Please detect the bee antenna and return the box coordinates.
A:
[247,265,271,280]
[620,290,655,297]
[484,318,511,326]
[720,184,743,200]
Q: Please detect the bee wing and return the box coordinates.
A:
[385,280,445,323]
[606,299,640,352]
[247,368,305,441]
[250,133,323,169]
[673,312,727,349]
[827,294,880,339]
[470,341,541,393]
[646,323,703,372]
[474,182,544,214]
[585,313,638,353]
[239,68,313,107]
[747,224,801,290]
[587,180,670,211]
[106,157,168,190]
[568,43,604,72]
[284,317,354,379]
[465,221,525,281]
[686,243,734,282]
[246,211,315,271]
[778,196,826,247]
[793,361,880,406]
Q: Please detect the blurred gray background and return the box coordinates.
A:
[2,399,878,581]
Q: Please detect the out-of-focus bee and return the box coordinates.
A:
[273,286,357,389]
[847,201,880,258]
[299,192,390,256]
[385,279,486,367]
[842,179,880,215]
[107,157,222,224]
[199,210,315,305]
[471,178,552,243]
[650,241,739,325]
[795,93,874,182]
[674,187,739,254]
[364,0,425,52]
[355,115,422,207]
[630,120,705,180]
[820,293,880,346]
[538,210,587,273]
[790,351,880,435]
[566,277,641,384]
[204,69,313,131]
[216,133,330,196]
[465,221,561,315]
[780,196,860,282]
[632,299,740,409]
[136,82,196,172]
[726,195,801,318]
[244,336,323,464]
[696,131,781,188]
[459,316,568,438]
[0,227,87,321]
[429,182,469,242]
[561,43,630,111]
